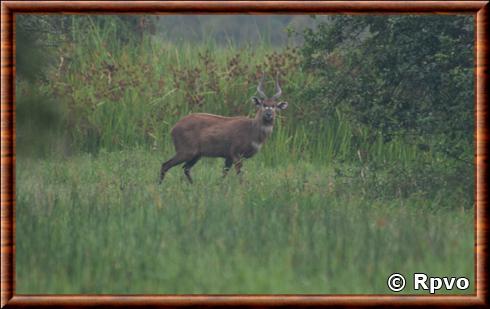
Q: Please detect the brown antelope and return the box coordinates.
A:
[158,74,288,184]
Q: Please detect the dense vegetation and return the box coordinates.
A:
[301,16,473,161]
[16,15,474,294]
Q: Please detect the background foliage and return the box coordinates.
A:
[301,15,473,159]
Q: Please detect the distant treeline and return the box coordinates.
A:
[155,15,329,46]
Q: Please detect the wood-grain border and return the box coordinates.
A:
[1,1,488,307]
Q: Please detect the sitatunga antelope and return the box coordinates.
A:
[159,75,288,184]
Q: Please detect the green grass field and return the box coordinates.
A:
[16,148,474,294]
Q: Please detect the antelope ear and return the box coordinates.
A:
[252,97,262,107]
[277,101,288,110]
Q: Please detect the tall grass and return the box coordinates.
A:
[16,150,474,294]
[45,17,433,175]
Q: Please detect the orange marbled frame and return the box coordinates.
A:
[1,1,487,307]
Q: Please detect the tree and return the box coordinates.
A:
[300,15,474,162]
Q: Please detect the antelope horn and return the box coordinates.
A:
[271,73,282,99]
[257,74,267,99]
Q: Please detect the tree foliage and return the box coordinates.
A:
[301,15,474,162]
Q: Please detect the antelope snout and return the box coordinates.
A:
[264,110,273,121]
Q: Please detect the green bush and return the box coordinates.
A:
[300,15,474,161]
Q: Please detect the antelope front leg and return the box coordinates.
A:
[223,157,233,178]
[234,160,243,175]
[234,158,244,184]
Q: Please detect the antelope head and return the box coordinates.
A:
[252,74,288,125]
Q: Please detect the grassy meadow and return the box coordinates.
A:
[16,16,474,294]
[16,149,474,294]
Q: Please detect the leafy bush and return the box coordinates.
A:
[300,15,474,162]
[298,15,474,203]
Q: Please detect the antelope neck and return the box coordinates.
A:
[252,118,273,144]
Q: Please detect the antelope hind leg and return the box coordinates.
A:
[158,154,187,184]
[183,156,200,184]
